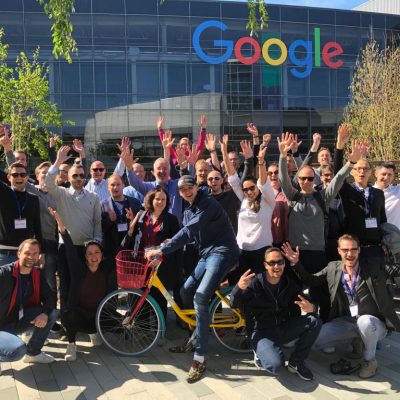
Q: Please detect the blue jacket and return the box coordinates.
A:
[161,189,239,260]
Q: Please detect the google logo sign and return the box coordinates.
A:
[193,20,344,79]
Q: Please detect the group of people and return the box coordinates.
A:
[0,116,399,384]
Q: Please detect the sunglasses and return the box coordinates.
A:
[264,259,285,267]
[10,172,28,178]
[207,176,221,181]
[298,176,314,182]
[72,173,85,179]
[267,171,279,176]
[92,168,105,172]
[242,185,256,193]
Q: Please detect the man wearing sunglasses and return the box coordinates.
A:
[230,247,321,381]
[0,162,42,265]
[85,161,109,202]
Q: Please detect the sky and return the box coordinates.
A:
[233,0,367,10]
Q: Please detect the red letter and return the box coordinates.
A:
[322,42,343,69]
[234,37,261,65]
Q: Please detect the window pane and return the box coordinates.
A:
[310,69,330,97]
[81,63,94,94]
[23,0,42,12]
[0,13,24,44]
[309,9,335,25]
[71,14,92,46]
[159,1,189,16]
[93,14,125,45]
[166,64,188,96]
[192,64,212,94]
[136,63,160,95]
[190,2,220,18]
[166,19,191,52]
[335,27,361,55]
[281,6,308,23]
[336,11,360,27]
[24,13,52,46]
[95,63,106,93]
[127,15,159,50]
[107,63,127,93]
[221,2,248,19]
[74,0,91,13]
[61,63,80,93]
[93,0,124,14]
[126,0,157,15]
[0,0,22,11]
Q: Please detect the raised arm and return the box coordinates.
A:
[220,134,236,177]
[195,114,207,155]
[277,133,298,201]
[204,133,220,170]
[334,123,351,174]
[161,130,175,161]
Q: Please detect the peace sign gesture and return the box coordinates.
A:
[238,269,255,290]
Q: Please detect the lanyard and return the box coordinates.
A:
[111,197,128,223]
[18,273,31,309]
[352,184,373,216]
[341,269,359,302]
[12,190,28,218]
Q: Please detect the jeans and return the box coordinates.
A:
[313,315,387,360]
[252,314,322,375]
[180,251,238,357]
[1,307,58,358]
[42,239,58,293]
[0,252,18,265]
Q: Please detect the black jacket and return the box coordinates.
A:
[0,262,56,328]
[230,272,303,331]
[294,258,400,331]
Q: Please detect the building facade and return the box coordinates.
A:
[0,0,399,166]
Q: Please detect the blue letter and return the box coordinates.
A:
[193,20,233,64]
[288,40,313,78]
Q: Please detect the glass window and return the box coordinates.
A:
[309,9,335,25]
[93,0,124,14]
[361,13,372,28]
[221,2,248,19]
[336,11,360,27]
[81,94,94,109]
[335,26,361,55]
[309,97,332,110]
[192,64,212,94]
[262,96,281,111]
[311,111,338,147]
[93,14,125,45]
[267,5,280,21]
[0,0,22,11]
[159,1,189,16]
[108,94,128,108]
[371,14,385,29]
[71,14,92,46]
[24,13,52,46]
[107,63,127,93]
[126,0,157,15]
[166,21,191,51]
[136,63,160,95]
[166,64,188,96]
[281,23,309,44]
[61,111,95,138]
[94,63,106,93]
[310,69,330,97]
[309,24,335,48]
[281,6,308,23]
[74,0,91,13]
[127,15,158,49]
[190,2,220,18]
[336,69,351,97]
[61,95,82,110]
[61,63,80,93]
[386,16,400,30]
[23,0,42,12]
[80,63,94,93]
[283,111,309,138]
[0,13,24,44]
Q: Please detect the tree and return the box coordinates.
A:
[37,0,268,63]
[343,39,400,161]
[0,29,64,159]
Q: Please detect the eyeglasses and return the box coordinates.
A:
[353,167,370,172]
[339,248,359,253]
[264,259,285,267]
[267,171,279,176]
[92,168,105,172]
[10,172,28,178]
[207,176,221,181]
[71,173,85,179]
[59,170,69,174]
[298,176,314,182]
[242,185,256,193]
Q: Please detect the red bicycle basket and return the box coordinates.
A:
[116,250,150,289]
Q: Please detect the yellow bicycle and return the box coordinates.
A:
[95,250,249,356]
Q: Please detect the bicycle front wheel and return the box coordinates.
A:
[210,287,251,353]
[96,289,165,356]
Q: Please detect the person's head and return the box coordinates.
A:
[267,162,280,191]
[264,247,285,281]
[84,240,103,271]
[351,159,371,189]
[178,175,198,204]
[195,159,210,185]
[107,173,124,200]
[35,161,51,188]
[207,170,224,194]
[132,162,146,181]
[68,165,85,191]
[286,154,297,173]
[317,147,332,166]
[8,162,28,192]
[242,176,260,202]
[18,239,41,270]
[320,165,334,189]
[375,163,396,190]
[144,187,169,214]
[152,158,170,184]
[13,150,28,167]
[58,163,70,183]
[337,234,360,270]
[179,137,191,152]
[297,165,315,194]
[228,151,240,170]
[90,160,106,183]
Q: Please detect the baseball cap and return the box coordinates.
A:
[178,175,196,188]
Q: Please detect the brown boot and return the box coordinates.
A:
[347,337,364,359]
[359,358,378,379]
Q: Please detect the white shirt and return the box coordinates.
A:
[374,184,400,227]
[228,173,275,251]
[85,178,109,203]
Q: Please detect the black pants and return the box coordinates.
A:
[62,309,96,343]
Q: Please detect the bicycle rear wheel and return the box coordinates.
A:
[210,287,251,353]
[96,289,165,356]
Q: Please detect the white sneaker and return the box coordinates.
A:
[89,333,102,347]
[65,343,77,362]
[23,352,55,364]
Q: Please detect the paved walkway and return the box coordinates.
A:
[1,320,400,400]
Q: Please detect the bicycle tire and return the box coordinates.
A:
[96,289,165,356]
[210,287,251,354]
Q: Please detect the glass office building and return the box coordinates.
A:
[0,0,399,166]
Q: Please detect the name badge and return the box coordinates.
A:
[118,223,127,232]
[15,219,27,229]
[350,304,358,317]
[365,218,378,229]
[19,308,24,320]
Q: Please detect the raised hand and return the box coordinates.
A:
[294,295,315,314]
[48,207,66,234]
[281,242,300,266]
[156,116,164,130]
[246,123,258,137]
[239,140,253,160]
[277,132,293,156]
[49,133,59,148]
[204,133,217,153]
[310,132,321,152]
[72,139,85,159]
[200,114,207,129]
[161,130,175,149]
[360,140,370,158]
[262,133,272,145]
[257,144,267,163]
[175,143,186,166]
[55,145,73,166]
[238,269,256,290]
[117,136,131,154]
[219,134,229,154]
[119,147,135,170]
[0,130,14,151]
[186,144,199,165]
[337,123,351,149]
[289,134,302,153]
